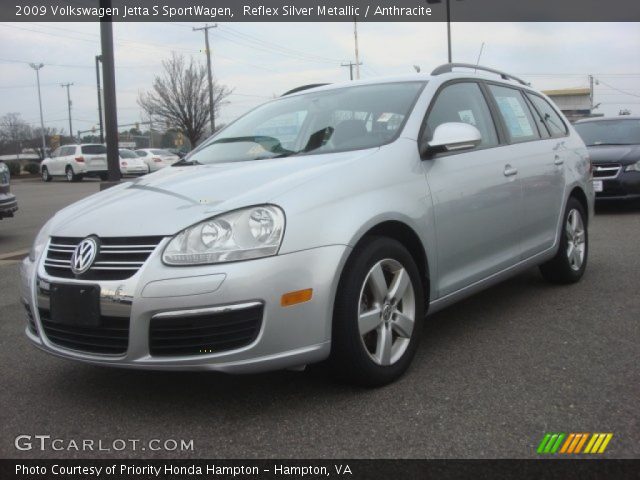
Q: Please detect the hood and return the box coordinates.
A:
[587,144,640,165]
[49,149,377,237]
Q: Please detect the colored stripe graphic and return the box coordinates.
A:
[539,433,613,454]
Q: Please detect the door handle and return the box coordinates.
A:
[503,165,518,177]
[554,155,564,166]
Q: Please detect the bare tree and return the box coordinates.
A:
[138,53,232,147]
[0,113,32,154]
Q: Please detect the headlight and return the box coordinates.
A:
[29,218,54,262]
[162,205,285,265]
[625,161,640,172]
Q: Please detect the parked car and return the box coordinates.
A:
[41,144,108,182]
[119,149,149,176]
[574,117,640,201]
[22,64,594,386]
[0,162,18,219]
[135,149,180,172]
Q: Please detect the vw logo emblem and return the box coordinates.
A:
[71,237,99,275]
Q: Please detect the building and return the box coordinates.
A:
[542,87,603,123]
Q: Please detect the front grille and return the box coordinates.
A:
[149,304,264,356]
[592,163,621,179]
[39,308,129,355]
[24,303,38,335]
[44,236,163,280]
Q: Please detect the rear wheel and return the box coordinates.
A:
[65,166,81,182]
[41,167,52,182]
[540,197,588,284]
[330,237,424,386]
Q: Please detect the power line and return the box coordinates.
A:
[596,79,640,99]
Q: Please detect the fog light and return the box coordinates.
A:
[281,288,313,307]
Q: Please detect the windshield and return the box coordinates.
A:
[119,149,138,159]
[574,119,640,146]
[187,82,425,165]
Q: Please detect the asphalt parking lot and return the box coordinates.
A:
[0,179,638,459]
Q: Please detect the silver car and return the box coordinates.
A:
[21,64,594,386]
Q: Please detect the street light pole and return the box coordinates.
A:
[60,82,74,140]
[446,0,452,63]
[29,63,46,156]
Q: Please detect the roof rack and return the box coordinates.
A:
[281,83,330,96]
[431,63,530,86]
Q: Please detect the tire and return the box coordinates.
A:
[330,236,425,387]
[41,167,52,182]
[539,197,588,284]
[65,166,81,182]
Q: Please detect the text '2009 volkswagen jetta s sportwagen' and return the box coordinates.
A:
[21,64,594,386]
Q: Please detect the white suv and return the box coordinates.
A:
[41,144,108,182]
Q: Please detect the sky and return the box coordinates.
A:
[0,21,639,136]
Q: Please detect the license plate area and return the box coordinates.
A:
[593,180,603,192]
[50,284,101,327]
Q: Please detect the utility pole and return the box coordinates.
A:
[99,0,121,184]
[341,61,363,81]
[95,55,104,143]
[193,24,217,133]
[60,82,74,140]
[29,63,46,156]
[588,75,594,110]
[353,17,361,80]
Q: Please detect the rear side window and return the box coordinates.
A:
[488,85,540,142]
[425,82,499,148]
[61,146,76,156]
[136,151,147,157]
[81,145,106,154]
[526,93,568,138]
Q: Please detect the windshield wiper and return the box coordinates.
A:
[172,158,202,166]
[587,142,633,146]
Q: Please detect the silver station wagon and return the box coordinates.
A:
[21,64,594,386]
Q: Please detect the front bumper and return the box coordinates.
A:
[595,171,640,201]
[21,243,348,373]
[0,192,18,219]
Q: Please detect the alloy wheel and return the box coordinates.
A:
[358,258,416,366]
[566,208,586,271]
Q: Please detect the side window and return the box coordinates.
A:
[425,82,498,149]
[526,93,568,138]
[488,85,540,143]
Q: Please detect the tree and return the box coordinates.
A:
[0,113,32,155]
[138,53,232,147]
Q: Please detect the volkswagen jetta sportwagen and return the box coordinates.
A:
[21,64,594,386]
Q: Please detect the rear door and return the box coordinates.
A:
[421,81,523,297]
[486,84,566,258]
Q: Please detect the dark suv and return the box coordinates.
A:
[0,162,18,219]
[574,117,640,201]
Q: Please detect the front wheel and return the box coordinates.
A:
[330,237,425,387]
[539,197,588,284]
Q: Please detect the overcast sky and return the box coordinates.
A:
[1,22,639,135]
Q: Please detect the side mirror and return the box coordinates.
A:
[421,122,482,157]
